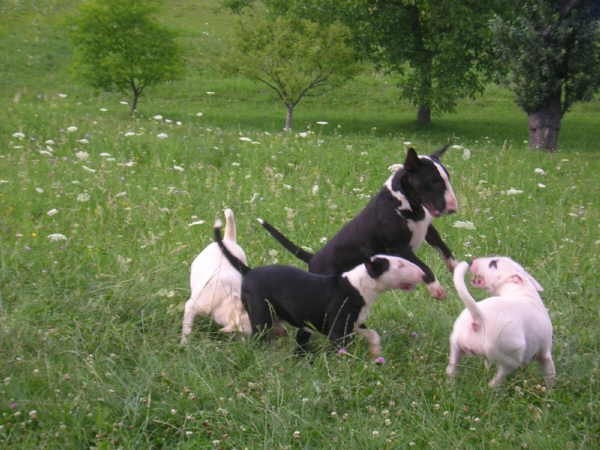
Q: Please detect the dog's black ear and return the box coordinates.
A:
[365,257,390,278]
[404,147,420,172]
[430,144,450,160]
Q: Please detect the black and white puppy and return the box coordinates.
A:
[213,220,425,362]
[259,146,458,299]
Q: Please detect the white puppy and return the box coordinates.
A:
[180,209,251,344]
[446,257,555,387]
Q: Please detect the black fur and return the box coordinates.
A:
[259,146,456,285]
[214,224,386,353]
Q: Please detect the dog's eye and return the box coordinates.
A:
[489,260,498,269]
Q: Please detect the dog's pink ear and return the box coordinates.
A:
[404,148,420,171]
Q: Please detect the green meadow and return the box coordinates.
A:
[1,1,599,448]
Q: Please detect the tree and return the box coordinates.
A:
[491,0,600,151]
[221,7,359,131]
[241,0,506,126]
[69,0,183,114]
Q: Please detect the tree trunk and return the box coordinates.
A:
[284,105,294,132]
[130,92,139,115]
[527,97,561,151]
[417,104,431,126]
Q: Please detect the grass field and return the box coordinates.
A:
[1,1,600,448]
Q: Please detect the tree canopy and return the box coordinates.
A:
[221,6,359,131]
[69,0,183,113]
[491,0,600,150]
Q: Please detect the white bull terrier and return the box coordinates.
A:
[180,208,251,345]
[446,257,555,387]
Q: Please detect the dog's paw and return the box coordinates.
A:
[427,281,447,300]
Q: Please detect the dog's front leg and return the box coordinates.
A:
[356,325,385,364]
[395,248,447,300]
[425,225,457,272]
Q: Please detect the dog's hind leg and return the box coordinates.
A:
[446,340,463,379]
[488,364,516,388]
[537,352,556,387]
[294,328,313,355]
[180,298,198,345]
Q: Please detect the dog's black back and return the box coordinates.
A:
[259,146,456,285]
[214,223,364,339]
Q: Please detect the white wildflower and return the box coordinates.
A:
[206,91,216,95]
[77,192,90,202]
[78,138,89,145]
[173,165,185,172]
[188,220,205,227]
[453,220,475,230]
[451,144,463,150]
[75,151,89,161]
[298,132,309,138]
[316,121,328,125]
[156,133,168,139]
[165,119,172,124]
[12,131,25,139]
[115,191,127,198]
[47,208,59,217]
[124,131,136,137]
[537,183,546,189]
[81,165,96,173]
[239,136,252,142]
[176,121,182,126]
[153,114,163,121]
[119,101,128,105]
[35,187,44,193]
[534,168,545,175]
[462,148,472,160]
[99,107,108,112]
[48,233,67,241]
[196,112,204,117]
[66,126,78,133]
[312,184,319,195]
[505,188,524,195]
[57,93,68,98]
[45,139,55,145]
[403,141,412,146]
[39,150,53,156]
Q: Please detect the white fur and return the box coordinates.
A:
[343,255,424,359]
[446,257,555,387]
[180,209,251,344]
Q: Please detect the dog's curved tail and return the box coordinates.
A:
[453,261,484,327]
[223,208,237,241]
[214,220,251,275]
[256,218,314,264]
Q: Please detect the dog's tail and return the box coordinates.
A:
[256,218,314,264]
[453,261,484,327]
[223,208,237,241]
[214,219,251,275]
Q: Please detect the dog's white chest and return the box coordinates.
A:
[407,211,432,250]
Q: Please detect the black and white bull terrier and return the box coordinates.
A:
[258,145,458,299]
[447,258,555,388]
[213,220,425,362]
[180,209,251,345]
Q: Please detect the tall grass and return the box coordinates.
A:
[1,1,599,448]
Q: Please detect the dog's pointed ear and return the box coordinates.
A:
[430,144,450,160]
[404,147,420,172]
[365,257,389,278]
